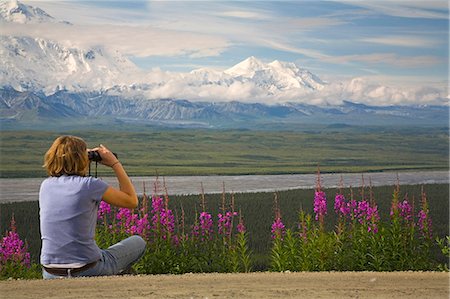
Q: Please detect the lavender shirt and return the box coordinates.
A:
[39,175,108,265]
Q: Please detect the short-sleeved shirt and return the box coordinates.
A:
[39,175,109,265]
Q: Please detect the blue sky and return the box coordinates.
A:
[14,1,450,104]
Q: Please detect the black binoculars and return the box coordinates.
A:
[88,151,118,162]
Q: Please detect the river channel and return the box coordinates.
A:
[0,171,448,203]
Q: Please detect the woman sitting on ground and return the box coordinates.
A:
[39,135,146,279]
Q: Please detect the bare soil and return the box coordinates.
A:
[1,271,448,299]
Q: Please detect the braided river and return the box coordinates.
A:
[1,170,448,203]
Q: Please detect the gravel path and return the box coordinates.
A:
[1,271,449,299]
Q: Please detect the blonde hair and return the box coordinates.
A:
[43,135,89,177]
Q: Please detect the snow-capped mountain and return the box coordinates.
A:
[0,0,58,24]
[0,0,141,94]
[0,34,324,101]
[0,35,141,94]
[224,56,325,92]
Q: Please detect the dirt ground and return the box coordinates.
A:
[0,271,448,299]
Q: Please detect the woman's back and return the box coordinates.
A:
[39,175,108,264]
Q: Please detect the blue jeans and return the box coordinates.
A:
[42,235,146,279]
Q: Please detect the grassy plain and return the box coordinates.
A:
[0,126,448,177]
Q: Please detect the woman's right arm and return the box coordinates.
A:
[95,145,138,209]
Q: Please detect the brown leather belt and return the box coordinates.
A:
[43,261,97,276]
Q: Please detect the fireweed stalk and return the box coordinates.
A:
[418,187,432,240]
[199,211,213,242]
[313,170,327,229]
[217,212,233,236]
[270,193,289,271]
[214,190,246,273]
[0,216,40,280]
[0,216,30,268]
[235,212,252,272]
[334,193,348,236]
[271,193,285,240]
[386,183,414,269]
[296,210,316,270]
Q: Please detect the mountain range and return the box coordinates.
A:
[0,0,448,130]
[2,87,447,130]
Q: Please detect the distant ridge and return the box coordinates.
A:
[1,88,447,129]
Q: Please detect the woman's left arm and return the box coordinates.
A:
[94,144,138,209]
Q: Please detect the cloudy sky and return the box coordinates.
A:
[9,1,450,105]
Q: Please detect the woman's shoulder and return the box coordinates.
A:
[41,175,107,196]
[68,175,107,186]
[40,175,89,193]
[83,176,109,189]
[42,175,101,185]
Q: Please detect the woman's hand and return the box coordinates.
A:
[90,144,119,167]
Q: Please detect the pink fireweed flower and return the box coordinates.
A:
[237,212,246,234]
[236,222,246,234]
[150,196,175,239]
[334,194,349,216]
[199,212,213,240]
[417,189,432,239]
[151,196,164,215]
[397,200,413,222]
[172,235,180,246]
[271,218,285,240]
[151,196,164,231]
[97,201,111,218]
[0,230,31,267]
[356,200,369,224]
[192,224,200,238]
[218,211,238,236]
[116,207,132,221]
[366,205,380,234]
[217,213,225,234]
[418,209,432,239]
[116,208,139,234]
[160,208,175,239]
[390,185,401,219]
[351,200,380,233]
[313,191,327,221]
[136,214,150,235]
[347,199,358,219]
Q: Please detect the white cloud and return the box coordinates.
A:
[145,71,268,103]
[289,17,347,29]
[333,0,449,19]
[361,36,442,48]
[259,39,331,60]
[21,0,149,25]
[217,10,272,20]
[324,53,442,68]
[134,67,447,106]
[313,76,447,106]
[0,22,230,58]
